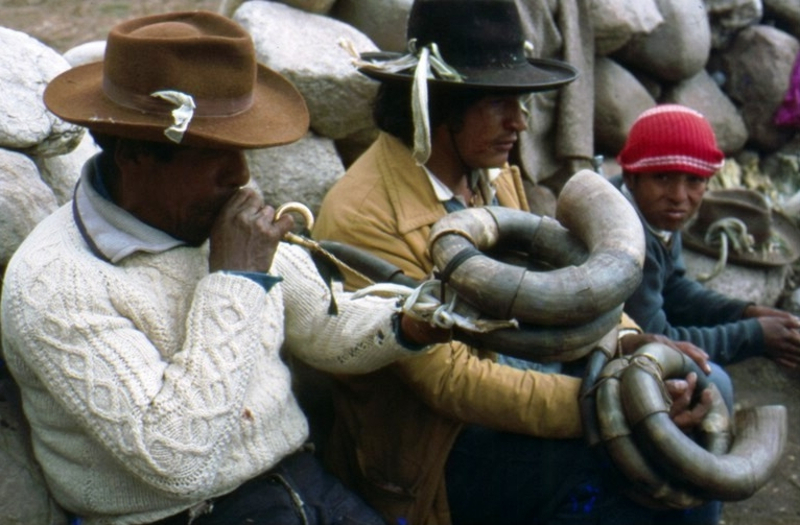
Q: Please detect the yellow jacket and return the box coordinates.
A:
[313,133,590,525]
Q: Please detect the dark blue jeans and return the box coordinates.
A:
[156,451,384,525]
[445,425,719,525]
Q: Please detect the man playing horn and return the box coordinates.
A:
[313,1,721,524]
[0,11,451,525]
[614,104,800,369]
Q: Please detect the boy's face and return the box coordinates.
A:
[623,171,709,232]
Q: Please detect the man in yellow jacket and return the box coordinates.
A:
[313,1,721,524]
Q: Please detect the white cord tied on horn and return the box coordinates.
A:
[352,279,518,334]
[696,217,754,282]
[151,90,196,143]
[340,38,464,165]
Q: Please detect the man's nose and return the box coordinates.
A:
[667,180,690,201]
[223,151,250,187]
[508,103,528,132]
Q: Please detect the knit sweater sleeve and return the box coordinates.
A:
[272,243,418,373]
[1,228,275,497]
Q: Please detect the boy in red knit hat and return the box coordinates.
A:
[612,104,800,368]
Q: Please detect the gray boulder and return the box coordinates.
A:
[332,0,412,53]
[719,25,800,152]
[0,149,58,267]
[590,0,663,56]
[706,0,763,49]
[235,1,379,140]
[245,132,344,217]
[34,132,99,206]
[764,0,800,38]
[0,27,84,157]
[62,40,105,67]
[593,57,656,156]
[662,69,749,155]
[614,0,712,83]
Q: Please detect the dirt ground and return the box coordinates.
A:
[1,1,799,524]
[0,0,220,53]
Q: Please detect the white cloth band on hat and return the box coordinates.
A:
[151,90,196,143]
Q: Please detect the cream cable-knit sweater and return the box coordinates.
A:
[1,204,415,524]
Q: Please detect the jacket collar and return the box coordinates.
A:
[375,132,503,234]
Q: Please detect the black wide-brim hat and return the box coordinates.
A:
[357,0,578,92]
[682,188,800,267]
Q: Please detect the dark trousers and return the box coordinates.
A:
[154,451,384,525]
[445,426,720,525]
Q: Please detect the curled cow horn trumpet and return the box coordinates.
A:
[427,169,646,361]
[584,342,787,508]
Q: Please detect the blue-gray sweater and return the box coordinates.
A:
[610,175,763,364]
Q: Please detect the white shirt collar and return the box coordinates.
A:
[423,166,501,206]
[73,156,185,263]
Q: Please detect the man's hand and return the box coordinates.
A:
[665,372,712,432]
[742,304,799,322]
[740,305,800,368]
[620,332,711,374]
[757,316,800,368]
[208,188,294,273]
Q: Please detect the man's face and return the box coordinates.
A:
[124,146,249,245]
[449,94,528,169]
[623,171,708,232]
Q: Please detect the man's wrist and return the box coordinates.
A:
[221,270,282,292]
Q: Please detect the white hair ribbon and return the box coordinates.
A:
[412,45,433,165]
[340,38,464,165]
[151,90,196,143]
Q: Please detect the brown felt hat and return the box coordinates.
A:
[682,188,800,267]
[44,11,309,149]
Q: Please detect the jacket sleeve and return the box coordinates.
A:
[624,233,763,364]
[395,341,583,438]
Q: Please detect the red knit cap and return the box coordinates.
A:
[617,104,724,178]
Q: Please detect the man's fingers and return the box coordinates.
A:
[217,188,263,222]
[665,378,688,395]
